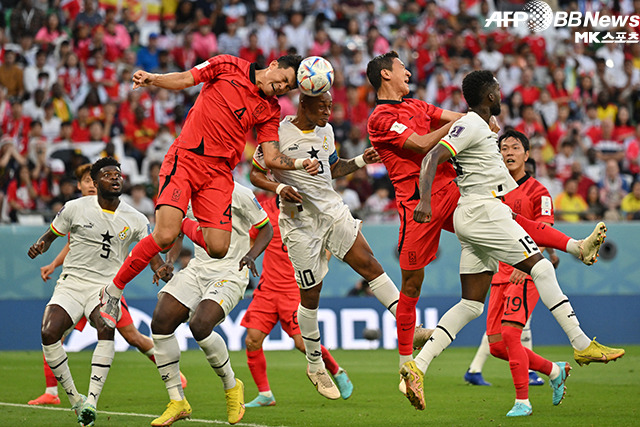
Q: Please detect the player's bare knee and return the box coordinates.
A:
[41,328,61,346]
[245,336,262,352]
[206,243,229,259]
[189,317,213,342]
[153,227,180,249]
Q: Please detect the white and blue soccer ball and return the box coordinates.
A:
[297,56,334,96]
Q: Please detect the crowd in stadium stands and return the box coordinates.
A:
[0,0,639,224]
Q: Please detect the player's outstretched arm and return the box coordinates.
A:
[40,242,70,281]
[438,110,465,128]
[414,144,452,223]
[240,222,273,277]
[249,164,304,203]
[330,147,380,178]
[132,70,195,90]
[404,122,455,154]
[260,140,320,175]
[28,228,59,259]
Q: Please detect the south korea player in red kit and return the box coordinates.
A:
[366,52,609,379]
[99,54,320,328]
[241,196,353,407]
[486,130,571,417]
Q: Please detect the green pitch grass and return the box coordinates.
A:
[0,346,637,426]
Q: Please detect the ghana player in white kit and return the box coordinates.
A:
[27,157,168,426]
[148,182,273,426]
[401,70,625,411]
[250,92,427,400]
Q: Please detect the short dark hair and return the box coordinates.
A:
[277,54,303,87]
[366,51,399,91]
[75,163,92,181]
[498,129,530,151]
[462,70,497,108]
[91,157,120,180]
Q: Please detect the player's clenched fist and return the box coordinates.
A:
[303,158,320,175]
[132,70,156,89]
[413,200,432,223]
[363,147,381,164]
[28,241,47,259]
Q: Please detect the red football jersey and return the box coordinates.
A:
[176,55,281,168]
[249,196,298,294]
[368,98,457,204]
[493,173,554,283]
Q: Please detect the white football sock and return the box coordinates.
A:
[548,362,561,380]
[87,340,114,407]
[522,316,533,350]
[105,282,123,299]
[152,333,184,401]
[368,273,400,316]
[42,342,81,406]
[45,386,58,396]
[297,304,324,372]
[197,331,236,390]
[530,259,590,350]
[414,299,484,373]
[565,239,580,258]
[468,333,490,373]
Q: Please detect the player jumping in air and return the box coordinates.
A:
[404,70,624,412]
[29,163,186,407]
[366,52,609,384]
[148,182,272,426]
[27,158,169,426]
[250,91,432,400]
[241,195,353,407]
[99,54,319,329]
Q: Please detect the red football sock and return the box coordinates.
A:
[515,214,570,251]
[181,218,207,251]
[113,234,163,290]
[397,292,419,356]
[524,348,553,376]
[43,353,57,387]
[502,325,530,400]
[489,339,508,361]
[321,345,339,376]
[246,348,270,392]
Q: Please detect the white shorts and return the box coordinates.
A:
[47,275,116,325]
[159,264,248,322]
[280,204,361,289]
[453,198,541,274]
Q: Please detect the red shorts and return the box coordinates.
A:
[73,296,133,331]
[486,280,539,336]
[397,180,459,270]
[157,145,233,230]
[241,288,300,337]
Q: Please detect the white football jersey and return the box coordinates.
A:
[50,195,150,285]
[439,112,518,200]
[253,116,344,218]
[188,182,268,279]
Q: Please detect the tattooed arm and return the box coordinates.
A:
[330,147,380,178]
[261,140,320,175]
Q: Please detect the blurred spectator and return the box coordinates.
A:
[218,18,243,57]
[123,105,158,168]
[58,52,88,102]
[136,33,161,72]
[23,49,57,95]
[0,50,25,98]
[534,89,558,129]
[122,183,155,218]
[3,98,32,155]
[599,159,629,214]
[283,11,312,57]
[10,0,46,40]
[582,184,606,222]
[70,105,91,142]
[74,0,103,30]
[614,106,635,143]
[87,50,118,101]
[554,177,587,222]
[49,176,77,213]
[239,32,265,67]
[193,19,218,61]
[41,101,62,142]
[250,12,277,56]
[515,105,545,139]
[334,176,361,215]
[621,181,640,221]
[476,36,503,73]
[6,164,39,222]
[595,119,625,163]
[546,68,570,107]
[512,68,540,106]
[22,88,46,121]
[348,167,373,206]
[364,186,393,223]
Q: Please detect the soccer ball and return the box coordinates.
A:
[297,56,334,96]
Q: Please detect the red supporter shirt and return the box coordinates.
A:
[368,98,457,204]
[249,197,298,294]
[177,55,281,168]
[492,173,554,284]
